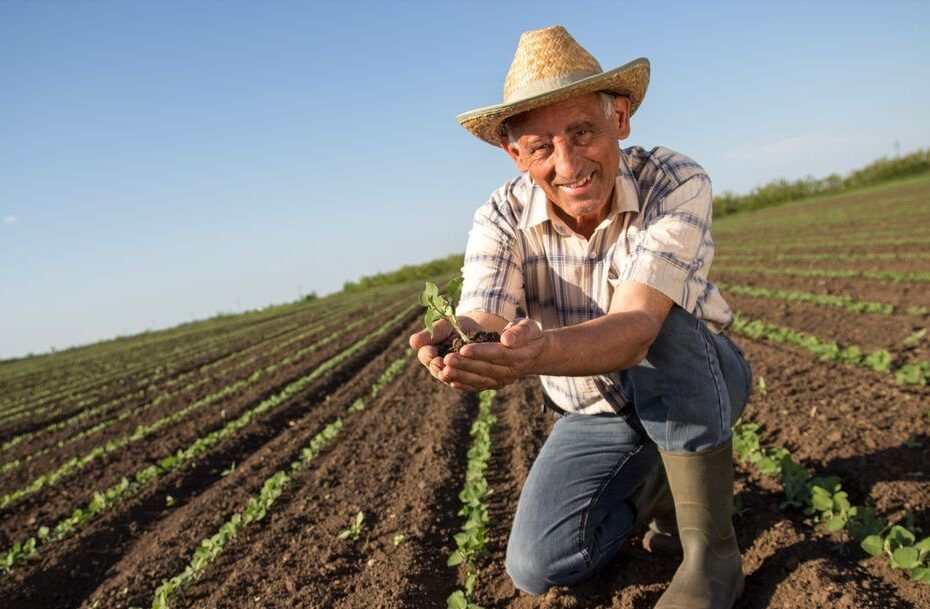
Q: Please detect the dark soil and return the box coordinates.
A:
[439,330,502,357]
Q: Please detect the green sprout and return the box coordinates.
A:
[419,277,470,344]
[337,511,365,542]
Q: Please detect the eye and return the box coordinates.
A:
[530,143,551,156]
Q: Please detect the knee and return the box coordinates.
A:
[504,539,583,596]
[505,544,550,595]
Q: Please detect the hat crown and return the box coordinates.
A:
[503,26,603,103]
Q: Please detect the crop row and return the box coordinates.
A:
[0,292,381,471]
[0,304,415,573]
[1,286,405,419]
[141,350,411,609]
[447,389,496,609]
[0,291,347,396]
[717,251,930,264]
[719,235,930,254]
[721,224,930,248]
[716,265,930,284]
[0,298,410,511]
[0,298,330,416]
[717,283,894,314]
[0,292,368,425]
[732,419,930,585]
[731,315,930,385]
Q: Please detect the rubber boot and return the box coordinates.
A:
[654,439,744,609]
[630,462,681,556]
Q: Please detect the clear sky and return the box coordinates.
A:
[2,1,929,359]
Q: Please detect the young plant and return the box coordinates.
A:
[420,277,470,344]
[337,511,365,542]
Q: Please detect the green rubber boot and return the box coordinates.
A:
[630,462,681,556]
[654,440,744,609]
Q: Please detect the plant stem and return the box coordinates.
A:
[431,303,470,344]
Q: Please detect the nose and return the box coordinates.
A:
[552,140,585,180]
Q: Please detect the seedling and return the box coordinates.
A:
[393,534,407,546]
[420,277,470,344]
[165,495,175,507]
[337,511,365,542]
[757,377,767,396]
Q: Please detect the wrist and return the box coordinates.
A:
[529,326,555,375]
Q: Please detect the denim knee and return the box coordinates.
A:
[505,544,551,595]
[504,540,584,596]
[621,305,751,452]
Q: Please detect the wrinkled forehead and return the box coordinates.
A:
[505,92,609,140]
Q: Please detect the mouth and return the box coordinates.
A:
[556,172,594,193]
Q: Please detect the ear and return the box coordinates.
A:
[613,95,631,140]
[500,136,530,172]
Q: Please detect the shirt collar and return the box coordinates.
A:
[517,151,641,231]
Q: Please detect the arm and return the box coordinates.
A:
[533,280,672,375]
[441,281,671,391]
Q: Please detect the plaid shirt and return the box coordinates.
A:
[457,145,733,414]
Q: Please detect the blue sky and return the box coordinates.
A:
[2,1,929,359]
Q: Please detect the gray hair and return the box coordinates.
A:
[505,91,616,148]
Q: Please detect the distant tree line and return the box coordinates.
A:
[713,147,930,217]
[342,253,464,292]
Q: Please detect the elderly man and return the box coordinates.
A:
[409,26,751,609]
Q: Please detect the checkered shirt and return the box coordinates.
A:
[456,145,733,415]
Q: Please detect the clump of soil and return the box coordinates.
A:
[438,331,501,357]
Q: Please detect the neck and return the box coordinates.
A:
[552,193,614,239]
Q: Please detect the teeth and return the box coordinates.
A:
[560,174,591,189]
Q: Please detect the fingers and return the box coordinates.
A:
[441,363,498,392]
[409,319,452,350]
[500,318,535,348]
[458,341,506,363]
[444,352,512,380]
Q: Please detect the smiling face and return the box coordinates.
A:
[501,93,630,235]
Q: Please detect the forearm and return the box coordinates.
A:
[531,310,659,376]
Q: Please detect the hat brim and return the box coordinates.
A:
[456,57,650,146]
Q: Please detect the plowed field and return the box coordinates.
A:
[1,176,928,609]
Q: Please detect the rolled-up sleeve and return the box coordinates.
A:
[615,173,713,312]
[456,198,524,320]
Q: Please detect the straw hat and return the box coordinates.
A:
[457,26,650,146]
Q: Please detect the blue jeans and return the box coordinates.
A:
[505,306,751,595]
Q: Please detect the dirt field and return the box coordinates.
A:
[1,176,928,608]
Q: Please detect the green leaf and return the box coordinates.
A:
[891,546,920,569]
[445,276,463,303]
[824,515,846,532]
[887,525,916,548]
[911,566,930,584]
[861,535,884,557]
[447,590,468,609]
[446,551,464,566]
[425,308,442,335]
[810,489,833,512]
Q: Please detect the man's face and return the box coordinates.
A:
[502,93,629,224]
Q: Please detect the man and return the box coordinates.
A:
[409,26,751,609]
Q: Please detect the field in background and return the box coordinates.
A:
[0,176,928,609]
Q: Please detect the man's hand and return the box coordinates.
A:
[440,318,547,392]
[409,316,485,385]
